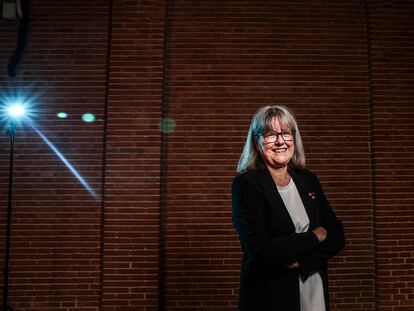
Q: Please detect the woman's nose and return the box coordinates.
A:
[274,133,285,144]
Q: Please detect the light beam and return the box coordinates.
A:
[30,123,99,200]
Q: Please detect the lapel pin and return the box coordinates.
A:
[308,192,316,199]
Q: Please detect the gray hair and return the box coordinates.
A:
[237,105,306,174]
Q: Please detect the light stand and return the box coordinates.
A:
[2,122,16,311]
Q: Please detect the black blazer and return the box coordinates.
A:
[232,167,345,311]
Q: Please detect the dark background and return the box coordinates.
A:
[0,0,413,310]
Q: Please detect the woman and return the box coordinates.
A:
[232,105,345,311]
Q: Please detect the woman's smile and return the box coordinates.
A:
[259,117,295,170]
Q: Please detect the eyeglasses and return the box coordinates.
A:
[259,129,295,144]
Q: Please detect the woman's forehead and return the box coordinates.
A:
[265,116,290,130]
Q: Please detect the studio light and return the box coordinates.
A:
[2,103,24,311]
[1,101,29,129]
[7,104,25,119]
[1,98,32,311]
[1,99,99,310]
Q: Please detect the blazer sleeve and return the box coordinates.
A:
[298,172,346,278]
[232,173,320,267]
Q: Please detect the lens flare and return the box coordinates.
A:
[57,112,68,119]
[8,104,25,118]
[159,117,176,134]
[30,123,99,200]
[82,113,95,123]
[0,93,36,126]
[0,92,98,200]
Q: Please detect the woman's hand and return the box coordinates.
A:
[312,226,327,243]
[286,262,299,269]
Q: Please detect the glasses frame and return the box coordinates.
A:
[257,129,296,144]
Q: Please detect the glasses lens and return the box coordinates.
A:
[262,130,293,143]
[282,131,293,141]
[263,132,276,143]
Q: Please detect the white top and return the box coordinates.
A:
[277,178,326,311]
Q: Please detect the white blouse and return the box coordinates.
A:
[277,178,326,311]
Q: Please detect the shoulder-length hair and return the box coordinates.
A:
[237,105,306,174]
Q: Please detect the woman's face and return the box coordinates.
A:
[257,117,295,170]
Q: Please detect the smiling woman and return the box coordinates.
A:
[232,105,345,311]
[237,105,305,175]
[256,118,296,184]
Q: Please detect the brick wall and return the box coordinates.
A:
[369,1,414,310]
[0,1,108,310]
[165,1,373,310]
[103,0,165,310]
[0,0,412,310]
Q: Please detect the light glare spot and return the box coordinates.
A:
[57,112,68,119]
[82,113,95,123]
[160,117,176,134]
[8,104,25,118]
